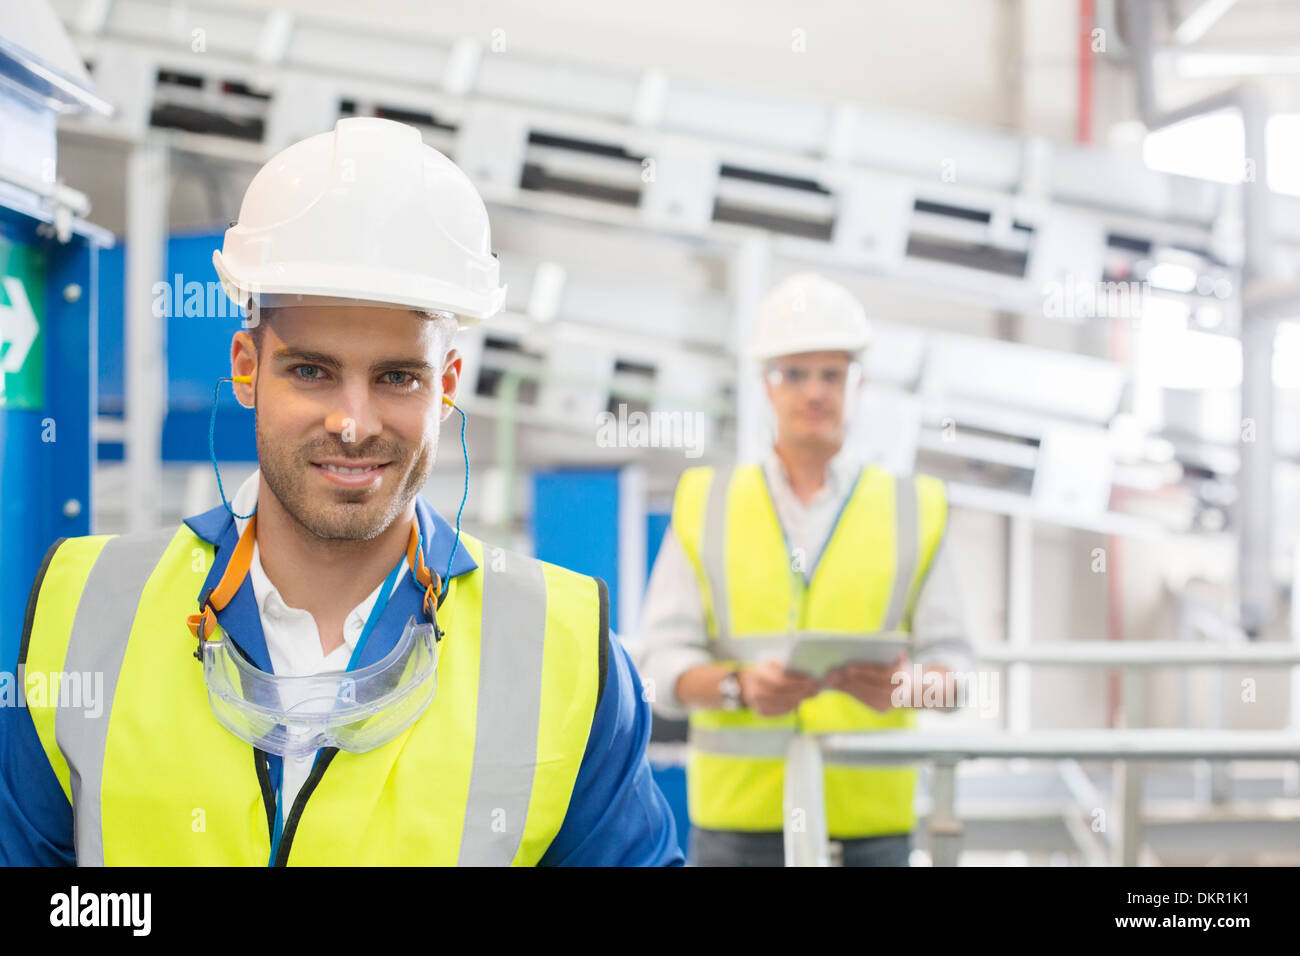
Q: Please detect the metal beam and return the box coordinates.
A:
[1172,0,1239,46]
[820,729,1300,762]
[123,136,167,533]
[978,641,1300,665]
[1130,0,1277,636]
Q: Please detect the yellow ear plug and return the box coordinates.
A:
[442,394,457,408]
[231,375,252,384]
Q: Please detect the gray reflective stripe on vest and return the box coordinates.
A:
[691,726,917,766]
[881,477,918,631]
[457,551,547,865]
[690,726,794,758]
[58,528,177,867]
[700,466,733,643]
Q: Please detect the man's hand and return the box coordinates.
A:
[737,659,823,717]
[824,653,909,713]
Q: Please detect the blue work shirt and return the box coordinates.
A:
[0,495,682,866]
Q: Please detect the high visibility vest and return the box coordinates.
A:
[672,464,947,838]
[20,525,602,865]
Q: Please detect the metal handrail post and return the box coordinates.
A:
[928,759,962,867]
[783,733,830,866]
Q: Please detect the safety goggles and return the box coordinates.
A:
[764,360,862,391]
[187,512,446,758]
[201,613,439,759]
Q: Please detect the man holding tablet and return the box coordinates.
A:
[638,272,973,866]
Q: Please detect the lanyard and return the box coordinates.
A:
[266,547,413,866]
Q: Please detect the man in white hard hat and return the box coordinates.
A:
[1,118,682,866]
[638,272,972,866]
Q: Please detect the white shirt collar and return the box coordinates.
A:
[228,470,396,654]
[761,446,860,502]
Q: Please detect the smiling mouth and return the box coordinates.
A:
[310,460,393,487]
[315,462,387,474]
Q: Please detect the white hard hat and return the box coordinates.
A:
[750,272,871,362]
[214,117,506,326]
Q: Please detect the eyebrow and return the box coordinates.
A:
[273,347,434,374]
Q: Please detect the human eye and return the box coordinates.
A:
[290,364,327,381]
[380,370,418,388]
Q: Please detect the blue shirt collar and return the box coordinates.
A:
[182,495,477,674]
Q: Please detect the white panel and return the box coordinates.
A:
[80,42,153,136]
[663,82,830,153]
[923,333,1126,424]
[0,88,57,185]
[3,0,96,88]
[1028,205,1108,313]
[852,385,920,475]
[846,107,1022,191]
[653,350,716,460]
[262,73,339,153]
[639,139,719,234]
[477,56,638,120]
[454,103,529,203]
[290,22,450,85]
[862,319,927,387]
[831,171,912,271]
[1032,424,1115,516]
[537,325,613,428]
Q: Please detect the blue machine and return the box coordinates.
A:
[0,211,101,670]
[532,467,689,854]
[0,9,114,671]
[97,230,255,464]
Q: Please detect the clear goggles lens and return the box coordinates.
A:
[201,615,438,759]
[765,361,861,390]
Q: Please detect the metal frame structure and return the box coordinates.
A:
[782,637,1300,866]
[50,0,1293,529]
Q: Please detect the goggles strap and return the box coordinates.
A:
[405,520,442,625]
[187,514,258,645]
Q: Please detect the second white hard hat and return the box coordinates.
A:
[214,117,506,326]
[750,272,871,362]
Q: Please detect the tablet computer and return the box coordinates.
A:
[783,632,912,680]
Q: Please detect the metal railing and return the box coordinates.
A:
[781,641,1300,866]
[783,729,1300,866]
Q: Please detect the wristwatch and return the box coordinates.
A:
[718,669,745,711]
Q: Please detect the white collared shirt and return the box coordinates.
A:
[229,471,407,812]
[635,449,972,719]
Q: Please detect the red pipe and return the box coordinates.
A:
[1078,0,1095,144]
[1078,0,1124,723]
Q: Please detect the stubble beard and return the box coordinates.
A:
[255,414,438,542]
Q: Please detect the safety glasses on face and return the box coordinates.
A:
[765,361,862,390]
[200,615,439,759]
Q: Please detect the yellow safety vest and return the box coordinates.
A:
[21,526,602,865]
[672,463,947,838]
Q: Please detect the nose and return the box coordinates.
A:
[323,380,383,446]
[803,374,834,401]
